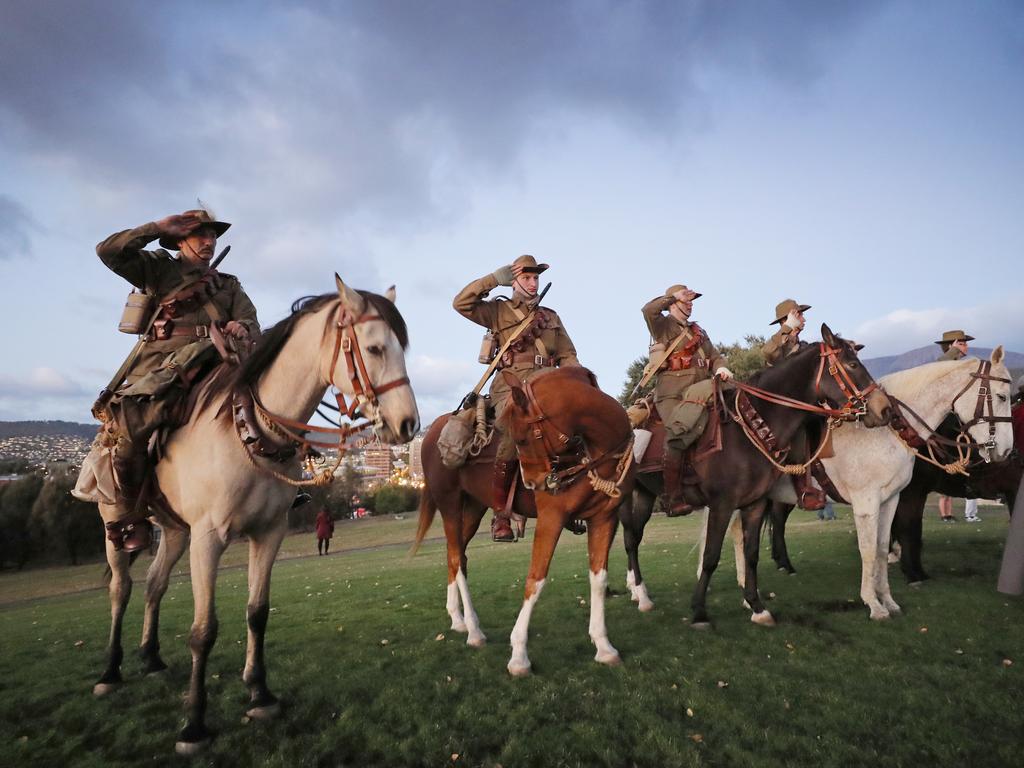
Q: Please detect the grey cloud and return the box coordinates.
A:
[1,1,886,235]
[0,195,35,259]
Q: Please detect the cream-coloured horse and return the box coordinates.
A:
[92,276,418,755]
[708,349,1014,620]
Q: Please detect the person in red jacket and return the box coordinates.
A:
[315,507,335,556]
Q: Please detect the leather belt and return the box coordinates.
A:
[665,356,709,371]
[500,352,555,369]
[146,324,210,341]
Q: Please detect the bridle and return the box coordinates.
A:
[887,359,1011,474]
[237,301,411,487]
[813,342,878,420]
[514,378,633,498]
[327,304,411,422]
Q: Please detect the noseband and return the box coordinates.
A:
[328,305,411,421]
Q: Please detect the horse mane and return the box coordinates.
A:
[200,289,408,413]
[879,358,975,401]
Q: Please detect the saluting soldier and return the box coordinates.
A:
[93,208,259,551]
[761,298,825,510]
[642,285,732,516]
[763,298,811,366]
[453,254,580,541]
[936,329,973,361]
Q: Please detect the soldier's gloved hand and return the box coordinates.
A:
[155,213,200,240]
[492,265,516,286]
[715,366,734,380]
[223,320,249,339]
[782,309,802,331]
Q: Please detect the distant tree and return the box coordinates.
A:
[715,334,768,381]
[30,465,104,565]
[0,458,32,474]
[0,473,44,569]
[370,484,419,515]
[618,356,652,406]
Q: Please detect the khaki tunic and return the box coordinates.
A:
[642,295,725,448]
[763,328,802,366]
[938,347,965,362]
[98,222,259,394]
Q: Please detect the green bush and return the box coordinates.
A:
[369,484,420,515]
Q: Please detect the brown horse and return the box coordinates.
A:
[619,325,892,627]
[412,366,635,675]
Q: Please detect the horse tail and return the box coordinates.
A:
[101,549,142,586]
[409,483,438,557]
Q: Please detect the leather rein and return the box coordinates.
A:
[235,303,410,486]
[725,343,879,475]
[515,378,634,498]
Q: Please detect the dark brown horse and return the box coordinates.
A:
[412,366,635,675]
[619,325,891,628]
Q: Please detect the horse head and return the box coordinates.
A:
[949,345,1014,463]
[330,274,419,443]
[819,324,892,427]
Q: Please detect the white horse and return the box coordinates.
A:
[91,276,419,755]
[708,349,1014,620]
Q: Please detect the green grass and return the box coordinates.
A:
[0,507,1021,767]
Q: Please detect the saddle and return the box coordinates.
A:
[633,382,729,476]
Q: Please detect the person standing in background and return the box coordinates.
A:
[316,506,335,555]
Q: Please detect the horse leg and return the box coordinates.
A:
[139,526,189,674]
[94,538,132,696]
[242,515,288,720]
[508,510,563,677]
[875,496,902,616]
[772,503,797,574]
[447,496,487,647]
[851,498,889,620]
[175,523,227,756]
[730,510,744,588]
[691,502,733,629]
[620,489,654,612]
[740,500,774,626]
[587,509,622,665]
[895,487,929,584]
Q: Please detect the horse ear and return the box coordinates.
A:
[335,273,366,314]
[991,345,1004,366]
[384,285,397,304]
[500,370,529,410]
[821,323,837,347]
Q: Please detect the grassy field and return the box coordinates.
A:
[0,506,1021,767]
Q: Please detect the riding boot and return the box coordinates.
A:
[793,470,826,511]
[109,451,153,552]
[491,459,518,542]
[661,449,694,517]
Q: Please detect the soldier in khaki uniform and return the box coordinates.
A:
[642,285,732,516]
[763,298,811,366]
[762,298,825,510]
[94,208,259,551]
[936,329,973,361]
[453,254,580,541]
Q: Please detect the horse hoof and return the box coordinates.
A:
[507,662,532,677]
[638,599,655,613]
[450,621,468,633]
[175,738,212,757]
[751,611,776,627]
[467,634,487,648]
[92,682,119,697]
[595,651,622,667]
[246,701,281,721]
[869,609,890,621]
[691,621,712,631]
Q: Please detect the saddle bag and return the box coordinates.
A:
[438,408,477,469]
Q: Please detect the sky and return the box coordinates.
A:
[1,0,1022,425]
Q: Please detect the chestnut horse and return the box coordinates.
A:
[412,366,635,675]
[618,325,892,627]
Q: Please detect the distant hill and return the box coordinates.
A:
[0,420,98,440]
[864,346,1024,379]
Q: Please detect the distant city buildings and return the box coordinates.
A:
[0,434,91,468]
[408,435,424,480]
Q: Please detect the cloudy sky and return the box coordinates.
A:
[1,0,1022,425]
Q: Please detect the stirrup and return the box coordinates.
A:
[564,519,587,535]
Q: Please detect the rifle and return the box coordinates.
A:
[454,281,552,413]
